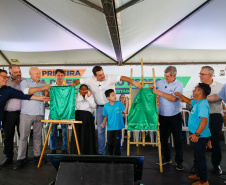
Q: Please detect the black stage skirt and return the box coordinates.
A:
[71,110,96,155]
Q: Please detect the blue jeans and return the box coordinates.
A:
[96,106,106,154]
[193,137,208,182]
[50,124,68,150]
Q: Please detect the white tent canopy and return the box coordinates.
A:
[0,0,226,66]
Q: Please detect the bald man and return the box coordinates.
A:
[14,67,51,170]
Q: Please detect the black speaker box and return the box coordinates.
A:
[55,162,134,185]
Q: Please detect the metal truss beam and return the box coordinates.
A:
[101,0,122,64]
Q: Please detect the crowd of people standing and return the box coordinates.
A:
[0,64,226,185]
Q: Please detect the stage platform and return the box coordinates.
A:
[0,138,225,185]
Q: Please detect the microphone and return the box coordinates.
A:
[99,84,101,86]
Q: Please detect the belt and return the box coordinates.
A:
[97,105,104,107]
[5,110,20,113]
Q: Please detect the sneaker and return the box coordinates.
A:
[189,174,200,181]
[176,163,184,170]
[192,180,209,185]
[213,165,223,175]
[156,159,172,165]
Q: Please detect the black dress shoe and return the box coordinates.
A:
[191,164,198,174]
[34,156,40,162]
[14,159,25,170]
[214,165,223,175]
[0,158,13,168]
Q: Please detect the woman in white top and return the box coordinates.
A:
[71,84,96,155]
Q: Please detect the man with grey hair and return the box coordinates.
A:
[149,66,184,170]
[191,66,224,175]
[0,65,24,168]
[14,67,51,170]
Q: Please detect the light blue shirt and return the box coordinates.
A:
[156,79,183,116]
[188,99,211,138]
[103,101,125,131]
[217,83,226,101]
[20,79,45,116]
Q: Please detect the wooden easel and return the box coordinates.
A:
[127,59,163,173]
[37,120,82,168]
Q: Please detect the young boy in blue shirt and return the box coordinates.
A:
[101,89,128,155]
[175,83,211,185]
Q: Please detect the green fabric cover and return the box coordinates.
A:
[127,88,158,131]
[50,86,75,120]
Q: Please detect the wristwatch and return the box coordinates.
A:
[194,132,200,137]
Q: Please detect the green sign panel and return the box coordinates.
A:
[41,76,191,94]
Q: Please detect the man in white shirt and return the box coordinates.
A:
[71,66,142,154]
[192,66,223,175]
[49,69,69,154]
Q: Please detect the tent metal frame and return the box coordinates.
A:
[127,59,163,173]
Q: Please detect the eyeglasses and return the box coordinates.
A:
[199,73,210,76]
[0,75,8,79]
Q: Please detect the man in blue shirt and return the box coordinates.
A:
[101,89,128,155]
[175,83,211,185]
[208,83,226,102]
[149,66,184,170]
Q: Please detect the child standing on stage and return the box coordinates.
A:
[175,83,211,185]
[101,89,128,155]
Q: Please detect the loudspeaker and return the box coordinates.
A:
[55,162,134,185]
[48,154,144,184]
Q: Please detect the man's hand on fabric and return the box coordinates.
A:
[149,85,160,95]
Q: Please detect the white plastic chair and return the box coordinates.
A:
[181,110,191,145]
[166,110,191,147]
[121,114,128,146]
[14,126,19,146]
[149,130,158,147]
